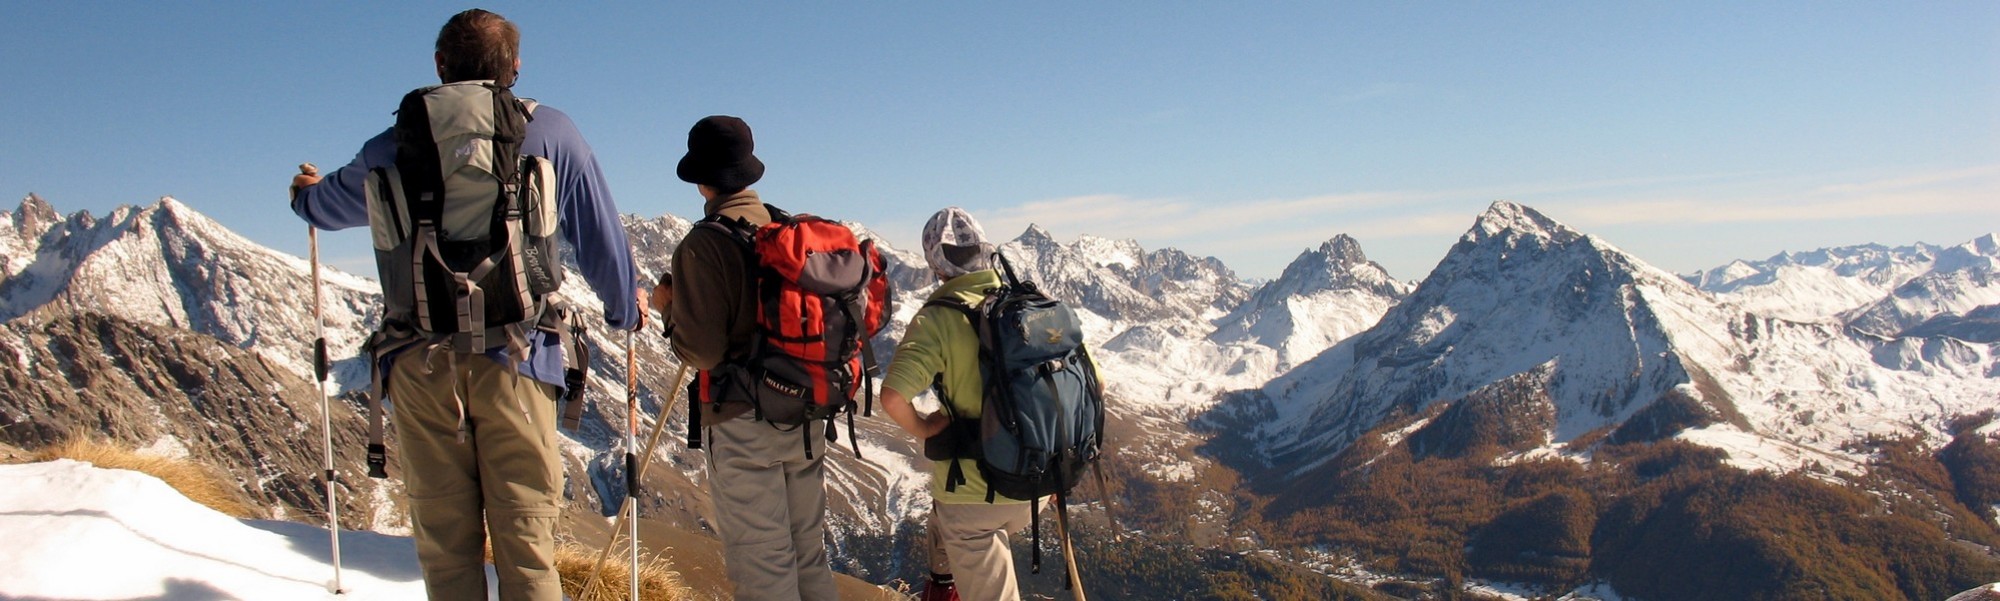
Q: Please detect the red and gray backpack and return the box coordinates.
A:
[688,204,892,458]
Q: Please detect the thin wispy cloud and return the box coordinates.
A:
[967,163,2000,279]
[1561,164,2000,227]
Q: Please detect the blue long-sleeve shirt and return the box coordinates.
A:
[293,102,638,390]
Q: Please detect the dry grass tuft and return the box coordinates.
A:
[33,435,259,519]
[557,541,690,601]
[0,441,33,464]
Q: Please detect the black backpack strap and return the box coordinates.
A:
[861,337,877,417]
[992,250,1026,288]
[393,88,445,225]
[922,297,979,324]
[687,374,706,449]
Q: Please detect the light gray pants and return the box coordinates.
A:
[932,500,1036,601]
[704,415,838,601]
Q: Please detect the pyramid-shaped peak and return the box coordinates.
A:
[1017,223,1058,246]
[1469,201,1583,244]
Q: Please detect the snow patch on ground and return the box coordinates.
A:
[1493,444,1588,467]
[1676,425,1864,477]
[136,435,191,461]
[1466,578,1630,600]
[0,460,428,600]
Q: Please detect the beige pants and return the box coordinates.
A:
[932,500,1036,601]
[390,350,563,601]
[704,415,839,601]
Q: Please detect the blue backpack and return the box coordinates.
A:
[925,252,1105,500]
[924,252,1108,578]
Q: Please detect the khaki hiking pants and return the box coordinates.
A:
[931,499,1037,601]
[390,350,563,601]
[704,414,839,601]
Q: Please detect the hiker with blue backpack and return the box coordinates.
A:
[287,9,642,601]
[879,208,1108,601]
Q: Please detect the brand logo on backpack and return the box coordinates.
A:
[687,204,894,459]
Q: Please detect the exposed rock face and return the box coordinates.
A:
[0,306,396,529]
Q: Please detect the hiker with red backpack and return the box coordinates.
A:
[653,115,890,601]
[878,208,1108,601]
[288,9,642,601]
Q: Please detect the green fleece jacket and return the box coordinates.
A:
[882,269,1038,505]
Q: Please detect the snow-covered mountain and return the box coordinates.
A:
[1842,234,2000,338]
[1687,235,2000,325]
[1211,201,2000,482]
[1209,234,1412,371]
[0,195,380,388]
[0,195,944,575]
[12,190,1994,598]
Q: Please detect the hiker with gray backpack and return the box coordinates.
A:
[878,208,1108,601]
[288,9,642,600]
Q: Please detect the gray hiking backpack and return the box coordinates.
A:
[358,81,587,478]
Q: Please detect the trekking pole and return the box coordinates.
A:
[624,329,640,601]
[1056,500,1087,601]
[301,162,347,595]
[582,360,692,598]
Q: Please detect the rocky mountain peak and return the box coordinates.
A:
[1260,234,1404,300]
[1319,234,1368,268]
[14,194,60,236]
[1468,201,1583,247]
[1970,233,2000,254]
[1016,224,1059,248]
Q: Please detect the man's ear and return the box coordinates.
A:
[434,52,447,81]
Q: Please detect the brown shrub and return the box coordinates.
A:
[557,541,690,601]
[33,435,257,518]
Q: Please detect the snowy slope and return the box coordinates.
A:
[0,196,942,568]
[0,196,380,389]
[1222,202,2000,477]
[1210,234,1412,371]
[0,460,427,600]
[1842,234,2000,338]
[978,225,1411,420]
[1688,234,2000,325]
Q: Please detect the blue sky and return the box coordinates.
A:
[2,2,1995,280]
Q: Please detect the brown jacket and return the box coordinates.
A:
[668,190,770,422]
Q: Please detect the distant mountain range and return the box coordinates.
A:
[3,191,1994,599]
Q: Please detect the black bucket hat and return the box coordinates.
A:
[676,115,765,190]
